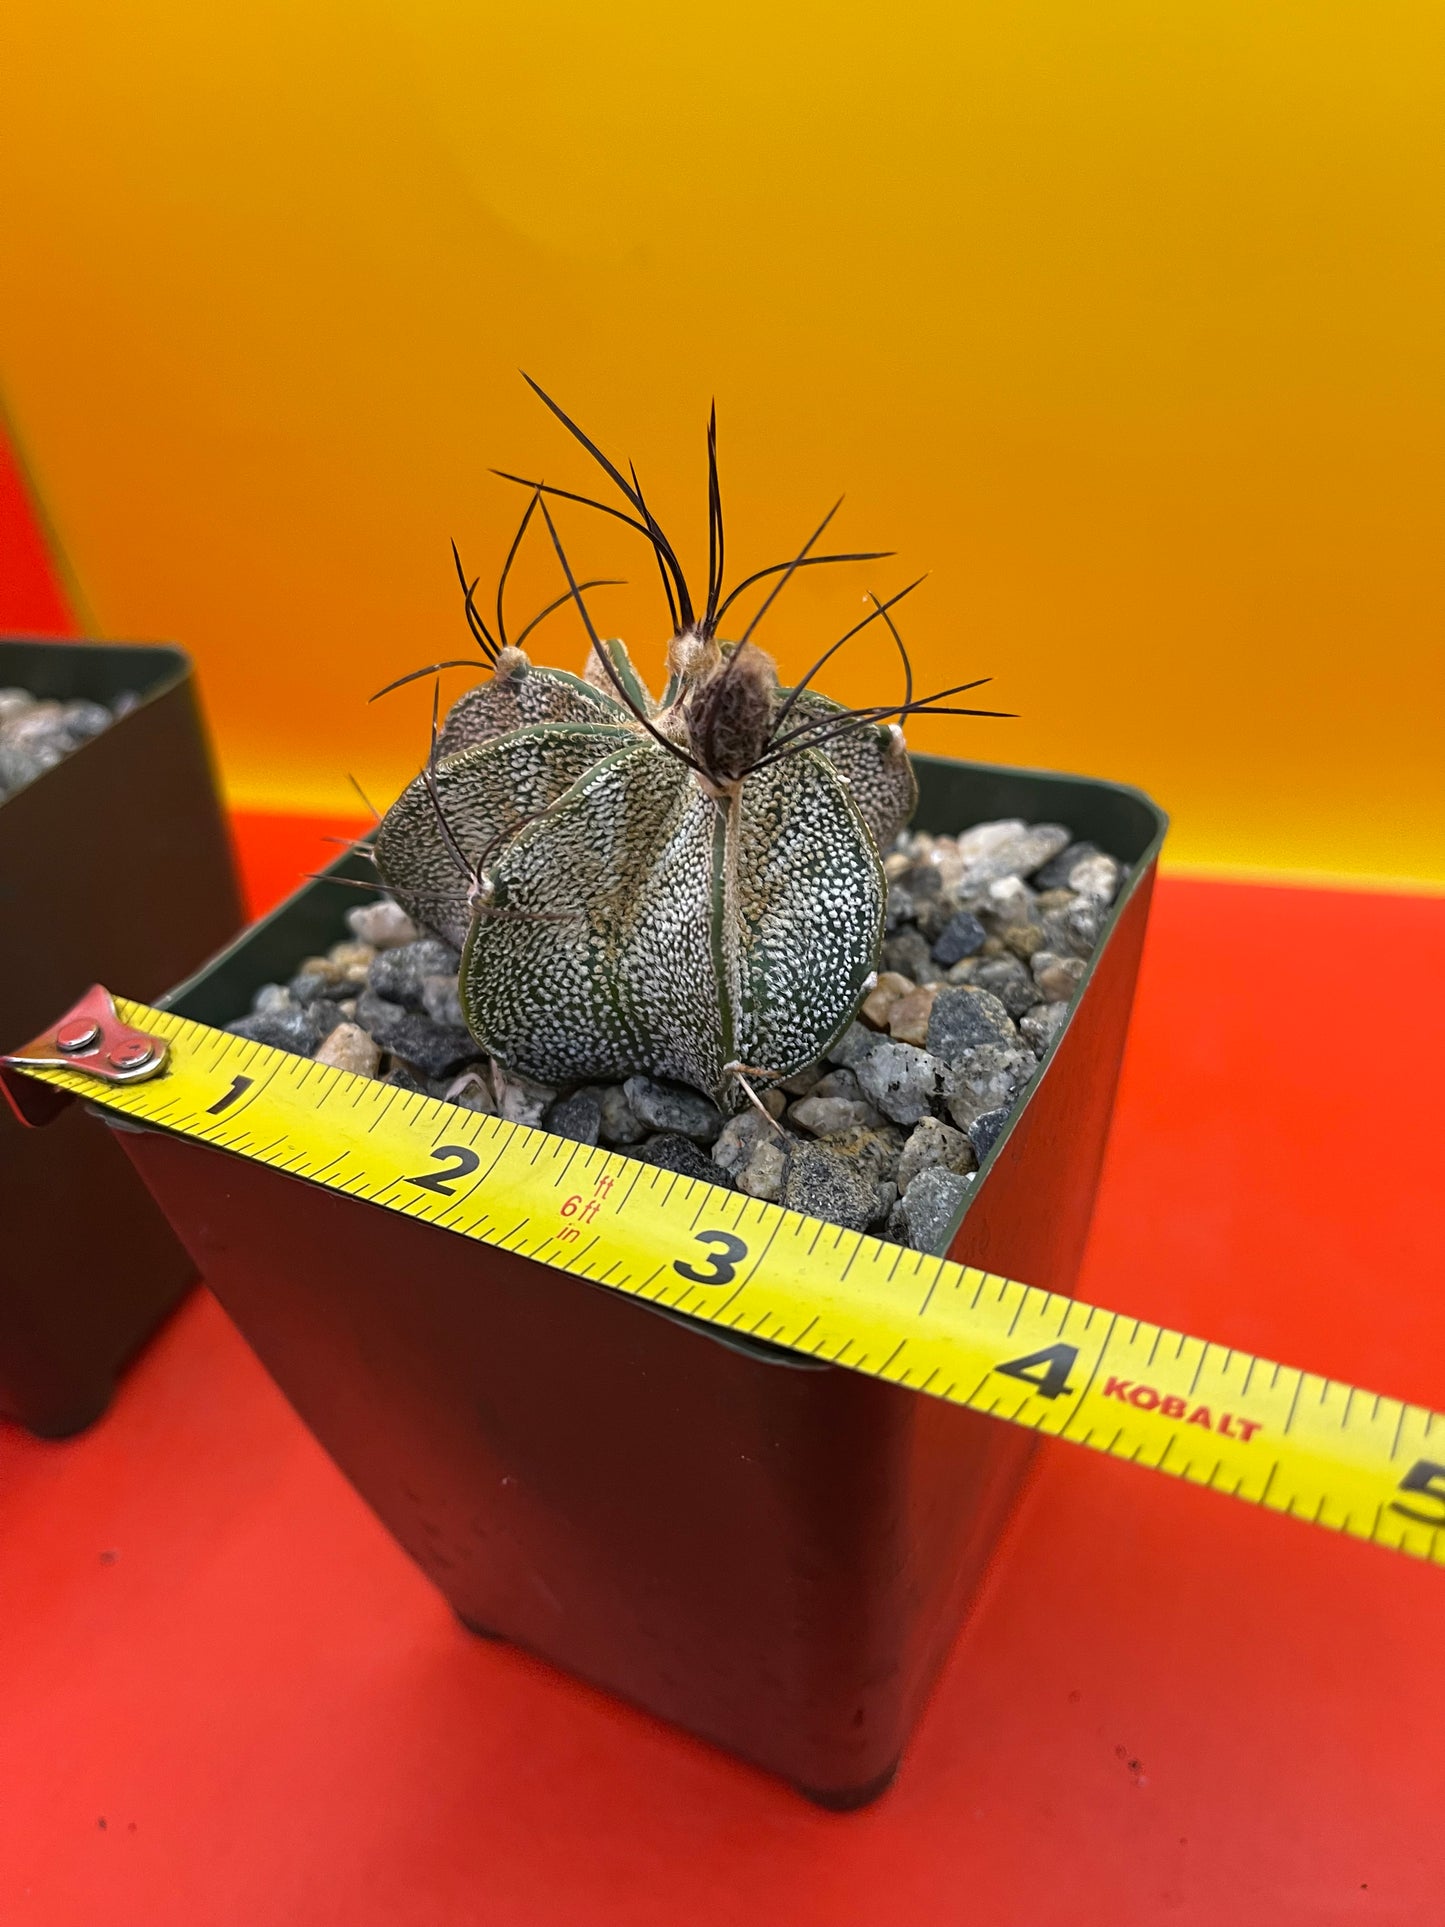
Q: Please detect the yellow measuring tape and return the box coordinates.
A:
[16,997,1444,1570]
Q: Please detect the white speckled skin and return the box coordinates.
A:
[375,636,911,1102]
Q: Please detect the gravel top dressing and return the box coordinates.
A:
[224,817,1124,1250]
[0,686,139,802]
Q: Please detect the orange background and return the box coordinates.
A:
[1,0,1442,882]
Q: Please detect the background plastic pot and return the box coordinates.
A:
[0,638,241,1436]
[105,753,1165,1803]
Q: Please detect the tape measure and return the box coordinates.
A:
[6,990,1443,1571]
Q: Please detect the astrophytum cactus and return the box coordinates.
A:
[375,384,1002,1106]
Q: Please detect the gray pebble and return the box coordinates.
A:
[968,1108,1011,1161]
[881,927,943,984]
[939,819,1025,872]
[899,863,944,905]
[901,1166,973,1252]
[926,985,1018,1063]
[228,1004,331,1054]
[972,955,1043,1018]
[5,699,65,739]
[354,988,407,1035]
[885,883,916,931]
[252,982,294,1014]
[367,938,463,1009]
[63,699,114,740]
[712,1109,781,1178]
[288,968,337,1005]
[781,1141,879,1233]
[788,1095,881,1136]
[811,1066,863,1102]
[347,899,420,949]
[855,1041,941,1125]
[546,1088,603,1146]
[1038,901,1102,961]
[897,1115,976,1192]
[1067,852,1122,906]
[977,876,1041,934]
[1031,840,1099,890]
[421,972,466,1028]
[623,1075,724,1142]
[360,1002,480,1080]
[637,1132,722,1184]
[1020,1001,1069,1056]
[931,909,987,966]
[1031,951,1088,1003]
[826,1021,883,1070]
[943,1043,1035,1129]
[956,823,1070,889]
[0,740,52,791]
[738,1138,789,1201]
[596,1084,648,1145]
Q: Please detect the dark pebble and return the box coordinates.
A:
[881,927,942,984]
[367,938,463,1010]
[361,1003,480,1079]
[547,1089,603,1146]
[635,1132,723,1183]
[623,1075,725,1142]
[968,1107,1011,1161]
[355,989,407,1035]
[1020,1001,1069,1056]
[227,1004,331,1054]
[931,909,987,966]
[971,955,1042,1018]
[1031,840,1100,890]
[926,985,1017,1062]
[826,1021,883,1070]
[380,1063,429,1093]
[288,968,337,1005]
[900,1166,972,1252]
[781,1141,879,1233]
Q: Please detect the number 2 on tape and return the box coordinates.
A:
[406,1145,482,1196]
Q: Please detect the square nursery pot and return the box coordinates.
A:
[0,638,242,1436]
[101,753,1165,1805]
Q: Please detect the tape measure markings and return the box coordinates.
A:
[13,998,1442,1570]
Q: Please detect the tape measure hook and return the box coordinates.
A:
[1,984,169,1126]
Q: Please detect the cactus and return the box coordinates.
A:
[375,386,1002,1106]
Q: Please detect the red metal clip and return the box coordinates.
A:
[0,985,168,1127]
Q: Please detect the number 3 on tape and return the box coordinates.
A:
[674,1231,749,1287]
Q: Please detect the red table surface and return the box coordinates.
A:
[4,439,1444,1921]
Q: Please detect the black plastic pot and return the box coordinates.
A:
[0,638,241,1435]
[105,754,1165,1803]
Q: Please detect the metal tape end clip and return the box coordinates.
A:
[1,985,168,1125]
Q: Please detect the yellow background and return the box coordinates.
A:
[1,1,1441,882]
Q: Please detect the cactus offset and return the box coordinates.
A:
[376,387,1004,1105]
